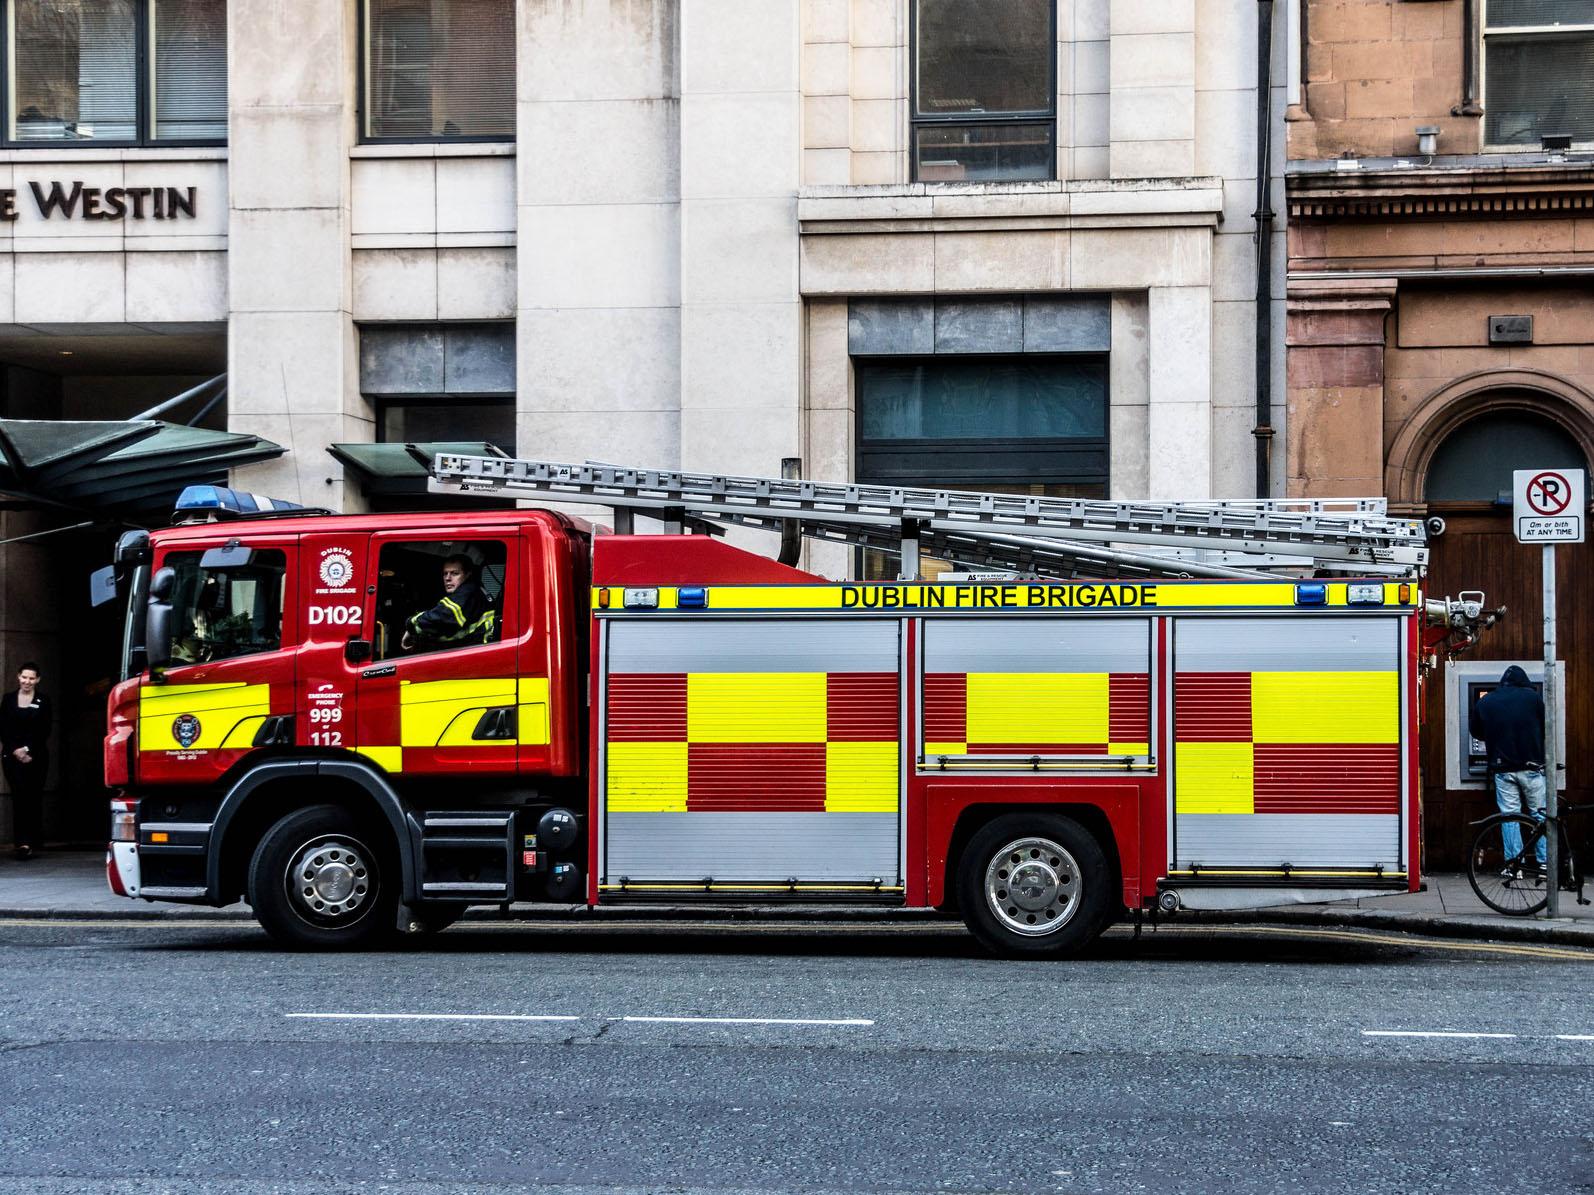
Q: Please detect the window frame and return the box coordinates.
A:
[160,546,290,667]
[369,535,514,663]
[356,0,515,146]
[374,394,517,453]
[1481,0,1594,151]
[908,0,1058,183]
[1,0,226,150]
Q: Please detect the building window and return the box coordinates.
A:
[379,398,515,454]
[6,0,225,145]
[854,355,1107,578]
[1484,0,1594,148]
[363,0,514,142]
[911,0,1055,181]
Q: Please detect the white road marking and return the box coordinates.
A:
[1555,1034,1594,1041]
[616,1015,874,1027]
[1362,1030,1517,1039]
[286,1012,580,1022]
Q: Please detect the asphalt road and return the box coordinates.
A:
[2,918,1592,1195]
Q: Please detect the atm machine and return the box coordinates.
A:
[1444,660,1565,790]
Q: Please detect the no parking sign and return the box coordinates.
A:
[1513,468,1585,544]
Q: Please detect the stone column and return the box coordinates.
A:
[226,0,360,509]
[517,1,681,469]
[679,0,803,477]
[1147,285,1213,499]
[1108,0,1196,179]
[1284,277,1396,496]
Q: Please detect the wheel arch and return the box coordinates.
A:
[209,759,416,905]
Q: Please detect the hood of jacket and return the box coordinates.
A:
[1500,664,1532,688]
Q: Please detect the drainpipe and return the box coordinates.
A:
[1453,0,1483,116]
[1254,0,1276,497]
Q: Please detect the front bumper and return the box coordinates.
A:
[106,843,140,898]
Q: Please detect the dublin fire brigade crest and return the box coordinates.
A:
[319,550,354,589]
[172,714,202,749]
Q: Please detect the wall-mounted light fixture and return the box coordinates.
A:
[1416,126,1439,156]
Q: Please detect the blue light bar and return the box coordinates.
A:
[175,486,305,516]
[1295,582,1328,606]
[677,586,708,609]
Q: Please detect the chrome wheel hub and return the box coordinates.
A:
[984,836,1081,937]
[287,837,373,921]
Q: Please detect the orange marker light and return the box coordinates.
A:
[1398,584,1411,605]
[150,832,169,844]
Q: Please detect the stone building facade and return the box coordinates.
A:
[1284,0,1594,864]
[0,0,1281,844]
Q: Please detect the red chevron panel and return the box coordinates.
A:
[686,743,827,812]
[923,673,967,742]
[1253,744,1401,814]
[827,672,900,741]
[1108,672,1151,742]
[1175,672,1252,742]
[606,673,688,741]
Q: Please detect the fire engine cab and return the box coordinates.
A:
[96,457,1496,957]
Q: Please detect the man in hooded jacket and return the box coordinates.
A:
[1469,664,1547,871]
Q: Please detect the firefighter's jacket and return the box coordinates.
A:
[408,577,497,647]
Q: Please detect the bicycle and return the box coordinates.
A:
[1466,800,1592,916]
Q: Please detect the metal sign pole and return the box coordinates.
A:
[1543,543,1559,919]
[1512,466,1582,920]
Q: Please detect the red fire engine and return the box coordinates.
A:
[97,456,1494,956]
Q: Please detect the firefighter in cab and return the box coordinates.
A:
[400,554,497,650]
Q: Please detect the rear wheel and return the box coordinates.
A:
[1467,813,1550,916]
[957,814,1112,959]
[248,804,396,949]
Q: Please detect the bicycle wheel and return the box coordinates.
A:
[1467,814,1549,915]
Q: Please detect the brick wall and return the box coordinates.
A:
[1290,0,1474,159]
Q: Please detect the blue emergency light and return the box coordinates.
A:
[1294,582,1328,606]
[174,486,307,518]
[677,587,708,609]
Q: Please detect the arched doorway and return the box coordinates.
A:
[1417,400,1592,870]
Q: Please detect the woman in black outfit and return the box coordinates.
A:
[1,662,50,859]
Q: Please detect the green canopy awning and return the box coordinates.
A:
[329,442,502,495]
[0,419,285,520]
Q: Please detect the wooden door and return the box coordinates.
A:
[1421,510,1592,869]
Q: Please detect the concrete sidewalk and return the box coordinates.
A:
[3,850,1593,946]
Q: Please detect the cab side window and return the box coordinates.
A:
[165,549,288,665]
[373,540,508,661]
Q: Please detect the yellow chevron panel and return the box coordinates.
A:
[140,683,271,750]
[1176,742,1254,814]
[400,678,517,747]
[220,716,269,749]
[1251,671,1398,744]
[607,741,688,812]
[357,746,402,772]
[1108,742,1150,757]
[966,673,1108,744]
[518,676,551,746]
[924,741,967,756]
[825,742,899,812]
[687,672,826,743]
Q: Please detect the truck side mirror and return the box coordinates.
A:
[89,565,118,608]
[344,638,372,665]
[145,565,177,674]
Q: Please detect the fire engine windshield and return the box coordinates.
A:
[164,549,288,665]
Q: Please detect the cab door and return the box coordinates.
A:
[353,528,522,778]
[138,535,298,788]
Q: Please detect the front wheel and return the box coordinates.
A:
[956,814,1113,959]
[248,804,397,949]
[1467,813,1553,916]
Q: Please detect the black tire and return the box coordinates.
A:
[248,804,396,949]
[957,813,1113,959]
[1466,813,1553,916]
